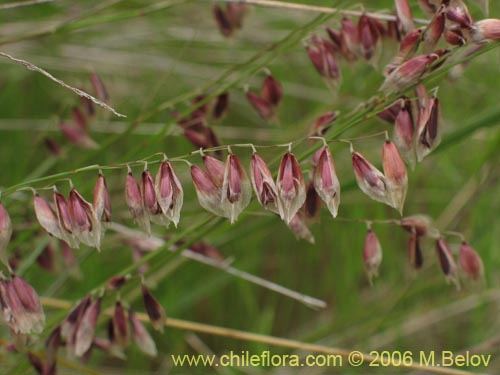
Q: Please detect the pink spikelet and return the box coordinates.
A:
[0,202,13,266]
[276,152,306,224]
[382,140,408,214]
[363,229,383,284]
[351,151,391,208]
[125,166,150,235]
[436,238,460,289]
[221,153,252,223]
[312,146,341,218]
[250,153,280,214]
[155,159,184,227]
[459,242,484,281]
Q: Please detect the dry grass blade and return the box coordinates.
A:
[0,52,126,118]
[110,222,327,309]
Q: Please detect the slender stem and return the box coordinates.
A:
[217,0,430,24]
[39,296,475,375]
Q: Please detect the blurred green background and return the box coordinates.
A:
[0,0,499,374]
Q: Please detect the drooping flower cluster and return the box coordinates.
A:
[0,274,45,337]
[363,215,484,287]
[301,0,500,94]
[352,140,408,214]
[125,159,184,234]
[33,174,111,250]
[56,280,163,362]
[246,74,283,121]
[378,85,442,167]
[383,0,500,92]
